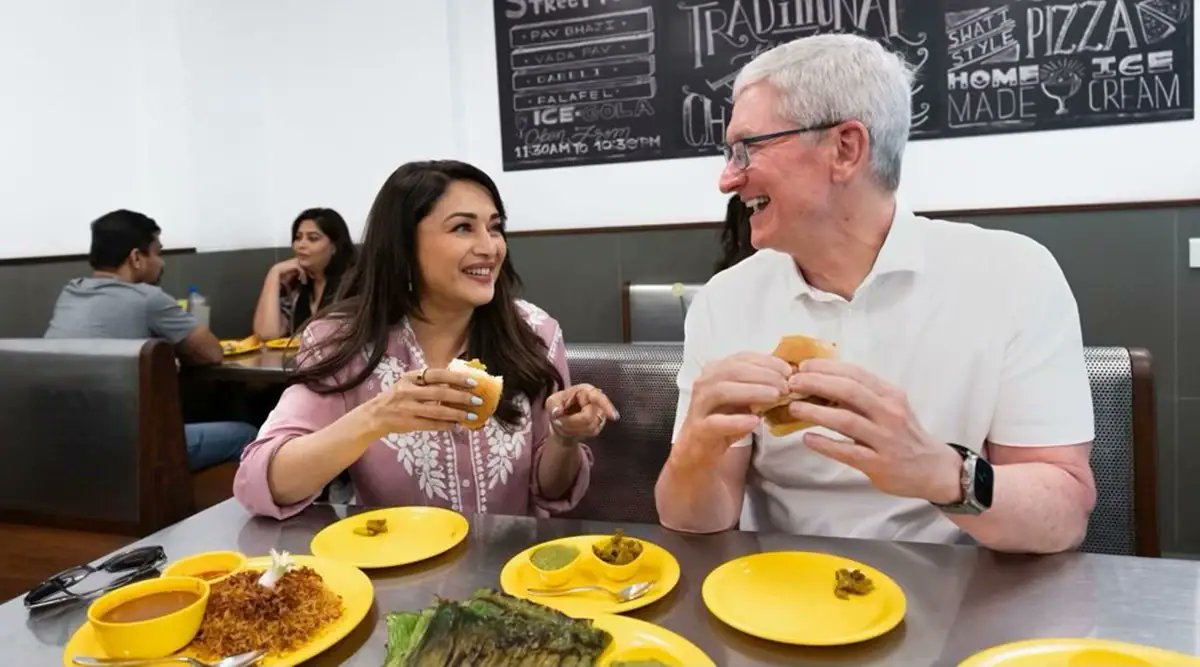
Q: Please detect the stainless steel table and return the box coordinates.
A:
[191,349,296,384]
[3,500,1197,666]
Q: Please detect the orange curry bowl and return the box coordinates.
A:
[86,576,209,658]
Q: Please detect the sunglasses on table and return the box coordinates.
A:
[23,545,166,611]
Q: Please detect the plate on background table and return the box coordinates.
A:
[310,506,469,568]
[702,551,906,646]
[62,554,373,667]
[959,638,1200,667]
[590,613,715,666]
[265,336,300,350]
[499,534,680,616]
[220,336,262,356]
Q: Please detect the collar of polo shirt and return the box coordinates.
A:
[781,208,928,303]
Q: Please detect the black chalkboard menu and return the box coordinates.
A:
[493,0,1193,171]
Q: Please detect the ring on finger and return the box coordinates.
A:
[415,368,429,386]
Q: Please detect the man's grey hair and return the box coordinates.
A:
[732,33,915,191]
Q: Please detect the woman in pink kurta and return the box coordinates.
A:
[234,160,618,519]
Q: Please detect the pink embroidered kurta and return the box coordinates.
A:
[233,300,592,519]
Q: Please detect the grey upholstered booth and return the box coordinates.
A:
[563,344,683,524]
[0,338,236,536]
[565,343,1158,557]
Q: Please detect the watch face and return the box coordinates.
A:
[974,459,994,508]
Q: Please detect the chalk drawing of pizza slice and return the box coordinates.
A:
[1136,0,1190,44]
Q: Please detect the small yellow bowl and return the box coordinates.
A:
[589,538,645,582]
[87,576,209,659]
[162,550,247,585]
[529,543,581,588]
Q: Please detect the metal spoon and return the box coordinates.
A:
[73,649,265,667]
[526,580,655,603]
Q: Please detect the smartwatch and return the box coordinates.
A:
[932,443,993,515]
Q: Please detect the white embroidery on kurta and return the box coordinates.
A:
[468,429,488,513]
[372,354,405,388]
[374,352,454,504]
[481,395,531,491]
[444,429,463,512]
[382,429,452,502]
[366,307,549,509]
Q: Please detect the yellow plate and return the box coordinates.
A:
[62,555,373,667]
[959,638,1200,667]
[499,535,680,616]
[702,551,906,645]
[265,336,300,350]
[220,337,262,356]
[310,506,469,569]
[590,613,715,666]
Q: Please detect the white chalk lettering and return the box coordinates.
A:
[523,128,567,144]
[1091,51,1175,79]
[572,125,632,143]
[1088,73,1181,112]
[1026,1,1138,58]
[507,0,625,20]
[679,0,903,69]
[531,107,576,126]
[1148,50,1175,74]
[948,87,1038,126]
[574,99,655,122]
[948,65,1040,91]
[682,89,728,147]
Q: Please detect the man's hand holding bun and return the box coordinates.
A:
[751,335,839,436]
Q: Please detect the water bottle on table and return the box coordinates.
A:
[187,285,211,329]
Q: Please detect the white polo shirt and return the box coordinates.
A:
[671,208,1095,544]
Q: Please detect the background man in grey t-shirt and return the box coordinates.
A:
[45,209,255,471]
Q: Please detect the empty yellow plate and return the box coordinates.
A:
[309,506,469,568]
[590,613,715,666]
[702,551,905,645]
[499,535,681,616]
[62,555,373,666]
[959,638,1200,667]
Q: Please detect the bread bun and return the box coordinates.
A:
[448,358,503,430]
[754,335,837,437]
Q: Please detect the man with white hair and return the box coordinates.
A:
[655,34,1096,553]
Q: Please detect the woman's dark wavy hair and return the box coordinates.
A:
[290,160,562,428]
[715,196,754,273]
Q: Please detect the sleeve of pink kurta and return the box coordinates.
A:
[529,320,593,516]
[233,320,355,519]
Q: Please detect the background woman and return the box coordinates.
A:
[714,196,754,273]
[253,207,356,340]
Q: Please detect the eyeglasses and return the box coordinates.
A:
[720,121,844,170]
[24,545,166,610]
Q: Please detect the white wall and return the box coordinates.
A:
[1,0,457,260]
[3,1,1197,258]
[902,102,1200,215]
[0,1,170,259]
[177,0,459,251]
